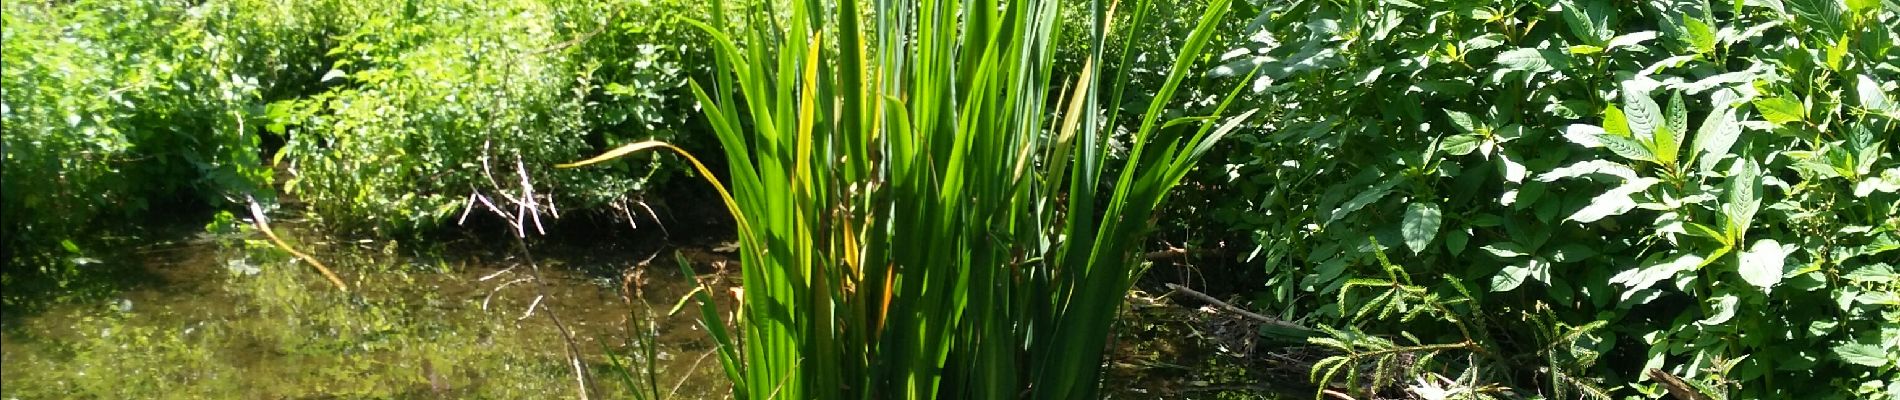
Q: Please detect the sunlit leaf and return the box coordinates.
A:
[1403,202,1441,254]
[1739,239,1792,292]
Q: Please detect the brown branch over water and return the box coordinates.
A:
[246,195,348,292]
[1165,283,1309,331]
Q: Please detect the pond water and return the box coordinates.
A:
[1,219,1279,399]
[0,221,739,399]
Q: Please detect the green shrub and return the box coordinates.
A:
[2,0,320,281]
[272,0,735,234]
[1201,0,1900,397]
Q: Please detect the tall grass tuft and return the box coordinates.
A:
[561,0,1252,397]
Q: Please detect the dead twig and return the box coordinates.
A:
[1165,283,1309,331]
[246,195,348,292]
[1648,369,1715,400]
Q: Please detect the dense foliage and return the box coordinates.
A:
[1193,0,1900,397]
[7,0,1898,398]
[268,0,728,234]
[2,0,307,282]
[2,0,725,281]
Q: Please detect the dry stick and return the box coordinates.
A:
[246,195,348,292]
[1648,369,1715,400]
[1164,283,1308,331]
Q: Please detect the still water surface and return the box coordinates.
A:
[1,222,735,399]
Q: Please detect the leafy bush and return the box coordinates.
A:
[2,0,322,280]
[1200,0,1900,397]
[270,0,737,234]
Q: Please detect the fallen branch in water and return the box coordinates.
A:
[246,195,348,292]
[1165,283,1308,331]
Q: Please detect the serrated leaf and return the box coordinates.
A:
[1843,264,1896,283]
[1403,202,1442,254]
[1739,239,1789,291]
[1826,34,1848,71]
[1492,263,1533,292]
[1442,133,1482,155]
[1753,96,1805,125]
[1667,92,1688,140]
[1609,253,1704,295]
[1445,110,1479,134]
[1564,124,1606,147]
[1832,343,1890,367]
[1679,70,1758,94]
[1481,242,1531,258]
[1569,177,1660,223]
[1654,126,1680,165]
[1691,105,1742,173]
[1324,177,1401,228]
[1698,295,1739,325]
[1559,0,1616,45]
[1683,17,1716,54]
[1495,48,1568,72]
[1598,133,1659,163]
[1540,160,1640,182]
[1607,31,1658,50]
[1604,105,1632,137]
[1856,74,1892,112]
[1622,84,1664,142]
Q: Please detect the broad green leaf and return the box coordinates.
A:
[1603,105,1632,137]
[1564,124,1606,147]
[1558,0,1616,45]
[1621,84,1664,142]
[1539,160,1639,182]
[1442,133,1482,155]
[1481,242,1531,258]
[1691,105,1742,173]
[1445,110,1479,134]
[1666,92,1688,140]
[1494,48,1569,72]
[1403,202,1442,254]
[1856,74,1892,112]
[1683,17,1716,54]
[1569,177,1660,223]
[1549,243,1600,263]
[1654,126,1680,165]
[1739,239,1789,291]
[1698,294,1738,325]
[1832,343,1891,367]
[1324,177,1401,228]
[1446,228,1470,255]
[1492,263,1533,291]
[1607,31,1659,50]
[1753,96,1805,125]
[1598,133,1659,163]
[1843,264,1896,283]
[1498,151,1527,183]
[1609,253,1704,295]
[1826,34,1848,71]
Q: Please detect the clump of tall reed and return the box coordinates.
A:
[562,0,1252,397]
